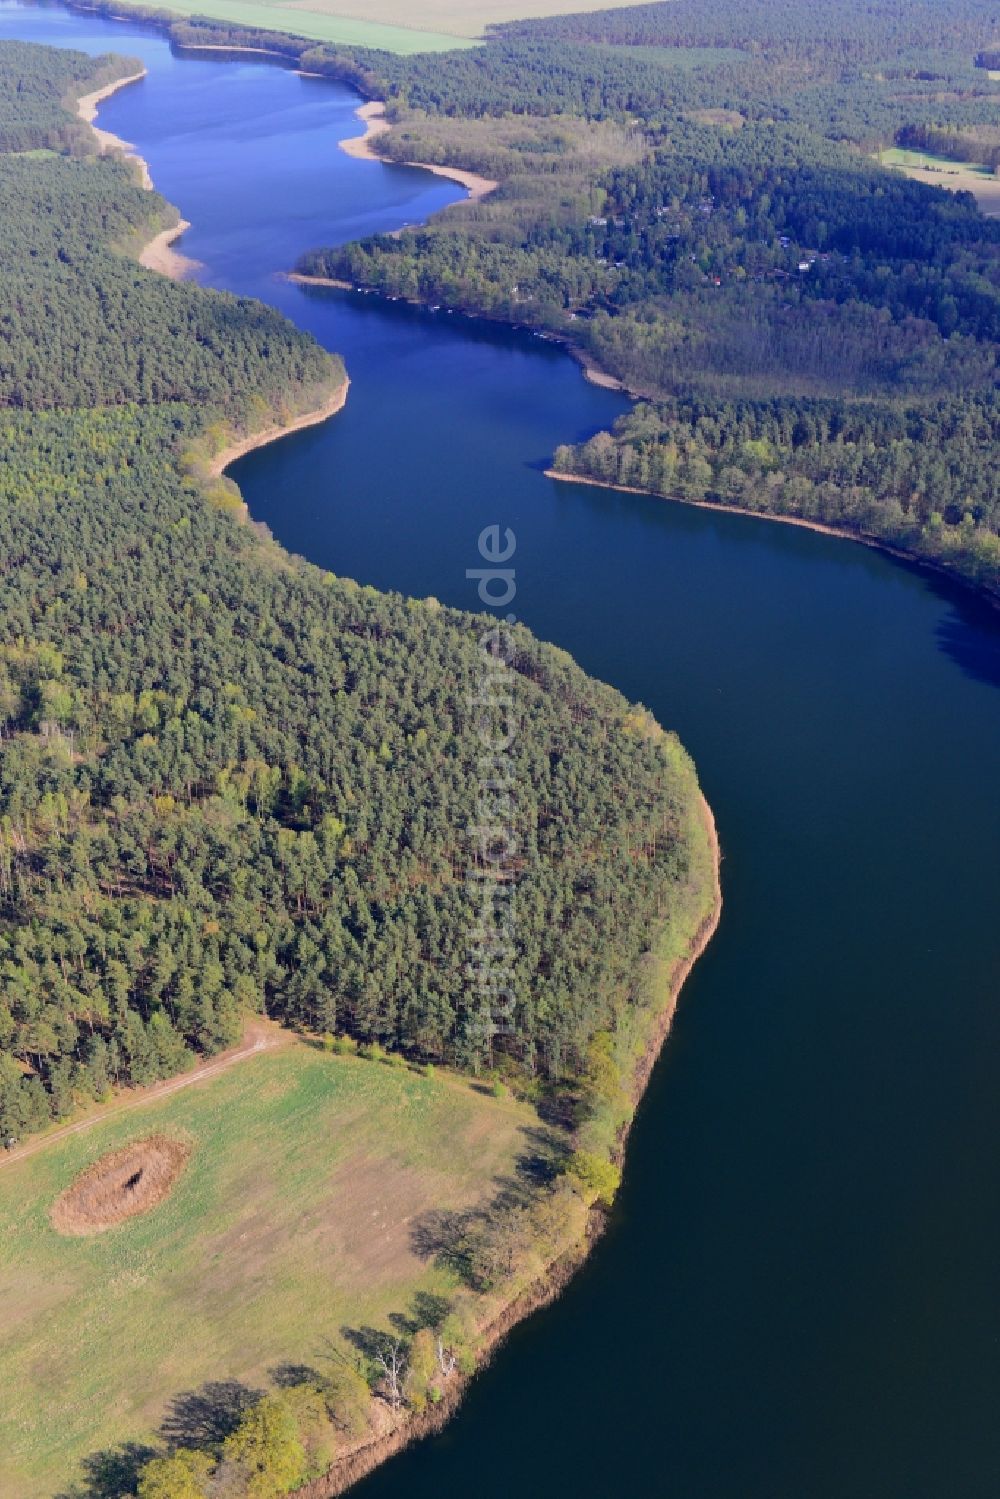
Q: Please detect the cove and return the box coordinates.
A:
[3,6,1000,1497]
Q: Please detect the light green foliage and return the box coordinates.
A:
[138,1450,213,1499]
[565,1149,622,1209]
[439,1296,480,1368]
[582,1032,623,1108]
[405,1328,439,1411]
[222,1394,308,1497]
[321,1360,373,1439]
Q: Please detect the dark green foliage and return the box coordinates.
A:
[0,37,138,153]
[0,40,697,1138]
[0,151,336,418]
[497,0,1000,66]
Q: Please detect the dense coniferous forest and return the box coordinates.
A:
[0,41,701,1143]
[0,37,134,151]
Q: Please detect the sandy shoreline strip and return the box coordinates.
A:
[75,68,200,279]
[626,792,721,1112]
[340,100,498,203]
[76,68,152,187]
[138,218,195,277]
[286,272,356,291]
[208,377,350,475]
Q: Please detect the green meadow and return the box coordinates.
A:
[0,1044,536,1497]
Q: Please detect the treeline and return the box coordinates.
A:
[897,121,1000,169]
[498,0,1000,67]
[0,36,138,153]
[552,396,1000,594]
[0,42,700,1142]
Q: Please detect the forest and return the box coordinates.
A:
[0,41,699,1145]
[283,0,1000,596]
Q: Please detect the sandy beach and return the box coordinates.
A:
[75,69,153,188]
[340,99,498,203]
[207,377,351,475]
[76,68,200,279]
[139,218,197,278]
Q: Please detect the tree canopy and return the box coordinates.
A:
[0,40,702,1140]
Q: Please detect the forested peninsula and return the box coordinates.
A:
[104,0,1000,598]
[0,32,714,1146]
[0,47,722,1499]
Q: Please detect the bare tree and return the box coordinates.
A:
[374,1339,408,1412]
[436,1338,457,1379]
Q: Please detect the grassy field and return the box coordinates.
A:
[158,0,649,50]
[0,1043,538,1498]
[158,0,472,51]
[878,147,1000,217]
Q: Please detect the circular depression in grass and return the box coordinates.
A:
[51,1135,192,1236]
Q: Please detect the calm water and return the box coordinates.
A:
[5,6,1000,1496]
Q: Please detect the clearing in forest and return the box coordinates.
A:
[160,0,648,50]
[0,1041,538,1498]
[879,145,1000,216]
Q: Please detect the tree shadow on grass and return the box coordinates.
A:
[408,1205,481,1277]
[159,1378,261,1453]
[384,1288,453,1338]
[55,1441,158,1499]
[270,1361,326,1390]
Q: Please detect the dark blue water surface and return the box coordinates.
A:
[4,6,999,1496]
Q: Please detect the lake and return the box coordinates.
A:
[3,5,999,1495]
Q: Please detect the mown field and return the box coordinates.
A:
[0,1043,538,1498]
[157,0,473,51]
[158,0,647,49]
[879,145,1000,215]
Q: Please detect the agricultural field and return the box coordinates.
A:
[879,145,1000,216]
[0,1040,541,1498]
[158,0,648,50]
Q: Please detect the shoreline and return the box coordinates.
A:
[66,36,725,1498]
[299,791,722,1498]
[546,469,1000,609]
[561,337,626,391]
[75,67,201,279]
[209,376,350,475]
[139,216,195,276]
[625,792,722,1114]
[75,65,152,187]
[289,271,626,391]
[339,99,498,203]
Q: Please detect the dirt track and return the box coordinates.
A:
[0,1019,287,1174]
